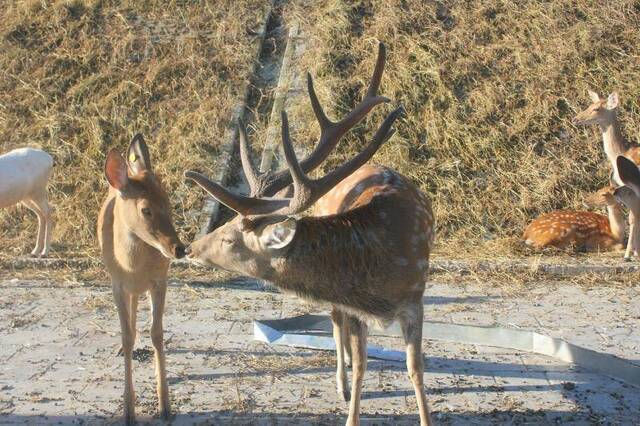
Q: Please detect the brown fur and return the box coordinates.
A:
[187,164,434,425]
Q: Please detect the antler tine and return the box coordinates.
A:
[237,119,260,194]
[184,171,289,217]
[312,106,401,195]
[276,106,403,216]
[185,106,402,218]
[257,41,390,197]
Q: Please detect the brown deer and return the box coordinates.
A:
[186,43,433,426]
[574,90,640,259]
[523,187,625,251]
[98,135,186,424]
[616,156,640,252]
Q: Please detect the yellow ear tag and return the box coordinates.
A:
[129,153,137,162]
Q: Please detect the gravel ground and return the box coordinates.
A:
[1,276,639,425]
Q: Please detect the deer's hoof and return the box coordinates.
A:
[624,256,632,262]
[342,390,351,402]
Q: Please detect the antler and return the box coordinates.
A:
[186,106,402,217]
[240,42,390,197]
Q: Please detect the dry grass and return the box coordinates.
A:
[0,0,268,256]
[2,1,640,260]
[285,0,640,257]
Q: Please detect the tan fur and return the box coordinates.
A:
[574,90,640,258]
[98,137,184,425]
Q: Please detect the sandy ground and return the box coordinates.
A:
[1,276,639,425]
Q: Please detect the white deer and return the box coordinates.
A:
[0,148,54,256]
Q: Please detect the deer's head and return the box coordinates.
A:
[185,42,398,278]
[105,134,185,259]
[573,90,619,126]
[584,185,617,207]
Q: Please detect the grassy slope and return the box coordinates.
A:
[2,1,640,259]
[0,0,267,256]
[287,0,640,257]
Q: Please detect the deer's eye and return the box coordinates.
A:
[141,207,152,217]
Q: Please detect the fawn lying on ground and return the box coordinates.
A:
[523,186,625,251]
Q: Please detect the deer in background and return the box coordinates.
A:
[574,90,640,259]
[98,135,186,424]
[615,156,640,251]
[185,42,433,426]
[0,148,54,256]
[523,187,625,252]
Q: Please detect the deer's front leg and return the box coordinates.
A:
[113,284,135,425]
[331,308,350,402]
[625,212,636,260]
[150,281,170,419]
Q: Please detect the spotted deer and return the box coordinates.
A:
[98,135,186,424]
[523,205,624,252]
[574,90,640,259]
[184,42,434,426]
[0,148,54,256]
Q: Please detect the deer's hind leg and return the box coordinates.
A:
[150,281,170,419]
[22,193,52,257]
[345,316,367,426]
[400,303,432,426]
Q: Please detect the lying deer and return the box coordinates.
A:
[574,90,640,258]
[0,148,54,256]
[187,43,432,425]
[523,197,624,252]
[98,135,185,424]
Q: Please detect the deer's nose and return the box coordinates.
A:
[174,244,186,259]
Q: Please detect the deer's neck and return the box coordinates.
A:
[268,212,399,317]
[601,114,628,165]
[607,203,625,243]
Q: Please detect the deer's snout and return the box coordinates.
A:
[174,244,186,259]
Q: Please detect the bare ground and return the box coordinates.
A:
[1,276,639,425]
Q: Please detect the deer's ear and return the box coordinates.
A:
[606,92,619,110]
[587,89,600,103]
[259,217,297,250]
[127,133,152,175]
[105,150,129,191]
[617,156,640,197]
